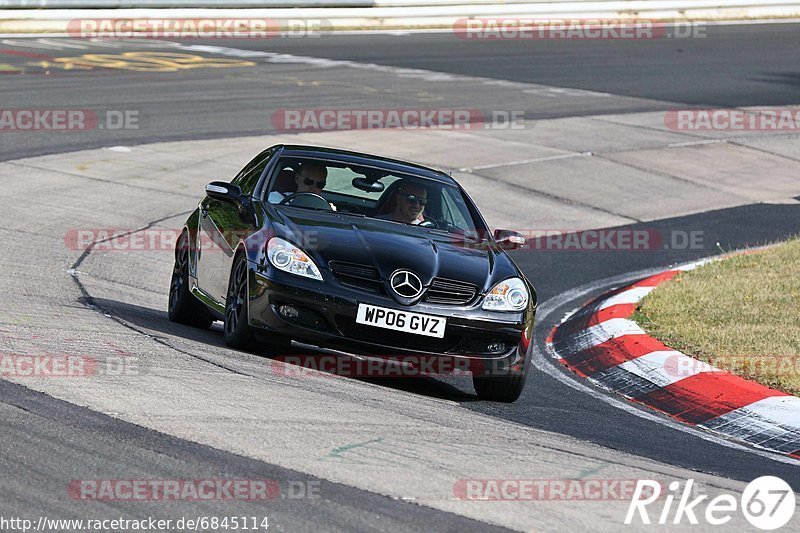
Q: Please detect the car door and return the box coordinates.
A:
[196,148,275,305]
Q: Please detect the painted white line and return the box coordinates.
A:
[703,18,800,26]
[32,38,88,49]
[597,286,654,310]
[0,38,62,49]
[1,36,181,50]
[456,152,590,173]
[675,258,714,271]
[667,139,727,148]
[2,19,800,41]
[175,43,617,101]
[616,350,720,388]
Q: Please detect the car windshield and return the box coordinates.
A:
[264,157,486,236]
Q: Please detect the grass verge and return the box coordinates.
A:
[634,239,800,396]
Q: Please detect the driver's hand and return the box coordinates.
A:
[330,203,337,211]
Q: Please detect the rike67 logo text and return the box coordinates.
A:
[626,477,795,530]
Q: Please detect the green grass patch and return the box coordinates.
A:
[636,239,800,396]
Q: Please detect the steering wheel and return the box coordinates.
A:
[417,217,440,229]
[279,192,334,211]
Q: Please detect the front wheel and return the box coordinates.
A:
[472,366,528,403]
[168,231,213,329]
[224,254,258,350]
[223,254,293,354]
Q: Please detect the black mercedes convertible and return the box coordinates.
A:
[168,145,536,401]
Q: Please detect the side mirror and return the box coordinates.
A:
[205,181,243,203]
[205,181,253,223]
[494,229,526,250]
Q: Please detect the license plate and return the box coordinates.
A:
[355,304,446,338]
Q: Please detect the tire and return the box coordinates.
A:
[472,364,528,403]
[224,253,259,350]
[168,231,214,329]
[224,253,294,354]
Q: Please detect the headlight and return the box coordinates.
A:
[266,237,323,281]
[482,277,529,311]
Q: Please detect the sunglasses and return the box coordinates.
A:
[302,177,327,189]
[402,194,427,206]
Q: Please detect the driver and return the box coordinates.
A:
[377,180,429,225]
[295,161,328,194]
[268,162,336,210]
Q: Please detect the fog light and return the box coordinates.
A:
[279,305,300,319]
[486,342,506,353]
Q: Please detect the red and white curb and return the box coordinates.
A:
[548,260,800,459]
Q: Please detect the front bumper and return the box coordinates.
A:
[247,264,535,376]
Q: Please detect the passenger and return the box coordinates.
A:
[377,181,428,225]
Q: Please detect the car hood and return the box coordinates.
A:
[269,207,519,292]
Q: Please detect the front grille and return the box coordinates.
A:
[425,277,478,305]
[335,316,461,353]
[328,261,383,293]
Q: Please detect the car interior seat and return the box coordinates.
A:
[273,168,298,194]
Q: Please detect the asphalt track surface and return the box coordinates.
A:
[2,23,800,161]
[0,379,508,532]
[1,24,800,530]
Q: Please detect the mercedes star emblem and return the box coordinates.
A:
[390,270,423,298]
